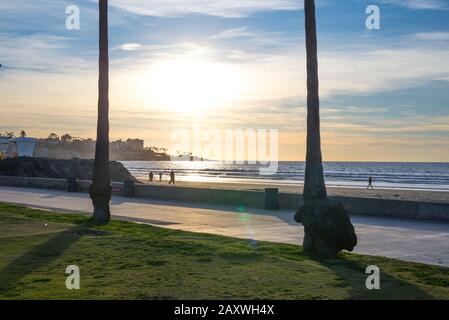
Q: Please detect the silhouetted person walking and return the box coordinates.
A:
[169,170,176,186]
[159,172,163,182]
[149,171,154,183]
[367,176,374,190]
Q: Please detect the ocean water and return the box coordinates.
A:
[122,161,449,191]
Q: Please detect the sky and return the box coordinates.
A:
[0,0,448,161]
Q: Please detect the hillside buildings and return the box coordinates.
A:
[0,134,169,161]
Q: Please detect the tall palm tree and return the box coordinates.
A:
[90,0,111,223]
[303,0,327,205]
[296,0,357,257]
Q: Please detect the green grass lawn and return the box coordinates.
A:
[0,203,448,300]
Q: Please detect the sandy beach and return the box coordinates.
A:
[140,180,449,204]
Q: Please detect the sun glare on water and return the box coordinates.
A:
[138,59,245,113]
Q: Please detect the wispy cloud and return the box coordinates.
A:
[381,0,448,10]
[106,0,301,18]
[318,46,449,96]
[211,27,257,39]
[117,43,143,51]
[0,33,92,73]
[411,31,449,41]
[210,27,285,48]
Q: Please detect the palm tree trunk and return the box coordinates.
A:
[295,0,357,257]
[303,0,327,205]
[89,0,111,223]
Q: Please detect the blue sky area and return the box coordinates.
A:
[0,0,448,161]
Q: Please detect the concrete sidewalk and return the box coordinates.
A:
[0,186,448,267]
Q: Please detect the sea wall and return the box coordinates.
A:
[0,175,448,222]
[0,157,137,182]
[133,184,264,208]
[279,192,449,222]
[0,175,67,190]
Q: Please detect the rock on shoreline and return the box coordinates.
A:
[0,157,138,182]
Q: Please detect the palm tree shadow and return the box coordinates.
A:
[0,221,96,293]
[313,255,435,300]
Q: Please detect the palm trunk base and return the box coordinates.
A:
[295,200,357,258]
[89,183,111,224]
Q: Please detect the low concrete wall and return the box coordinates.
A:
[134,184,264,208]
[1,175,448,222]
[332,196,449,222]
[279,192,449,222]
[0,176,125,195]
[76,180,124,195]
[0,175,67,190]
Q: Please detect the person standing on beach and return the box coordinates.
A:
[149,171,154,183]
[169,170,176,186]
[367,176,374,190]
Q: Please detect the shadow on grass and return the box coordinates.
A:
[109,195,297,223]
[315,255,435,300]
[0,221,97,293]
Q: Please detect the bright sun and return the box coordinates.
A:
[138,59,245,113]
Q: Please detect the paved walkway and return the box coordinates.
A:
[0,186,448,267]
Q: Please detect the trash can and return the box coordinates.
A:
[123,180,135,197]
[264,188,279,210]
[66,177,77,193]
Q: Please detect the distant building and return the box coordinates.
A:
[1,133,168,161]
[46,133,60,144]
[11,137,38,157]
[111,139,127,150]
[0,137,38,158]
[72,138,95,148]
[126,139,144,151]
[0,137,10,157]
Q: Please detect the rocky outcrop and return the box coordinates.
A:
[0,157,137,182]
